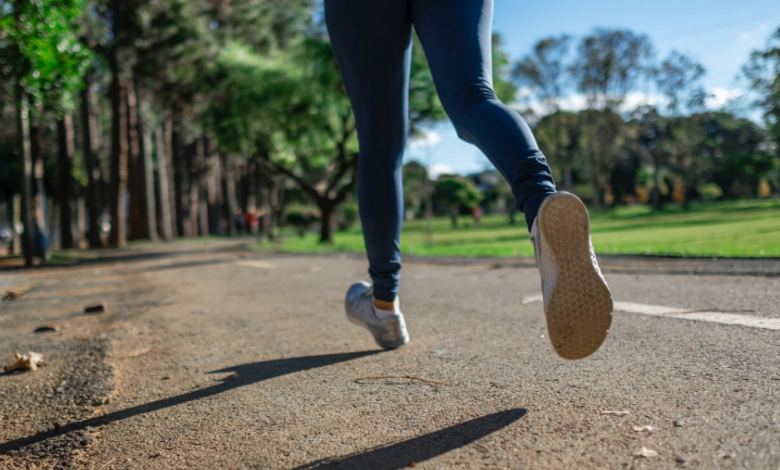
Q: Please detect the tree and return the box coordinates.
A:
[572,29,654,208]
[655,50,706,116]
[533,111,581,192]
[629,106,667,209]
[432,176,483,229]
[743,27,780,160]
[402,161,430,220]
[0,0,92,264]
[513,35,573,115]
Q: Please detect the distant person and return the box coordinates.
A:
[327,0,613,359]
[471,206,482,227]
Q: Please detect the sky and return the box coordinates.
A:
[404,0,780,177]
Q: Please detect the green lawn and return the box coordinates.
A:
[251,199,780,258]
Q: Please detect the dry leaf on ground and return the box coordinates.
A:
[3,290,23,300]
[5,352,46,372]
[634,447,658,458]
[632,425,654,432]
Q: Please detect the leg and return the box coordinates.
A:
[324,0,412,303]
[411,0,556,228]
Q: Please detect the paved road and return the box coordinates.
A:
[1,242,779,469]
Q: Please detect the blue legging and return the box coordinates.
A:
[325,0,556,302]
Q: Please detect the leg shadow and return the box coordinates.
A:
[0,350,379,455]
[293,409,527,470]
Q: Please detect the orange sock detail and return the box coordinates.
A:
[373,298,396,311]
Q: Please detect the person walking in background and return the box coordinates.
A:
[327,0,613,360]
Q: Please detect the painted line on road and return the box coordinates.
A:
[522,294,780,331]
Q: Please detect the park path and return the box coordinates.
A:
[1,242,779,469]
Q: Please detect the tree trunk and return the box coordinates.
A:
[142,129,158,241]
[450,205,459,229]
[591,172,603,210]
[221,154,237,236]
[163,118,177,237]
[76,197,86,247]
[108,60,128,247]
[562,161,573,193]
[174,126,190,237]
[57,115,75,249]
[196,138,209,236]
[204,139,222,235]
[12,194,21,255]
[319,201,335,244]
[126,79,146,240]
[16,87,34,266]
[80,73,103,248]
[651,154,663,210]
[31,123,48,240]
[155,127,174,240]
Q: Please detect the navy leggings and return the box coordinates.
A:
[325,0,556,302]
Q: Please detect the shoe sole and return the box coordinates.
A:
[538,192,613,360]
[347,315,409,349]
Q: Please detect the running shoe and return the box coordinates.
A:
[345,281,410,349]
[530,192,613,359]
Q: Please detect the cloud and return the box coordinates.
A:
[706,87,744,108]
[429,163,456,180]
[407,129,442,149]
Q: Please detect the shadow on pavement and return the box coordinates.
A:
[0,350,380,455]
[292,409,527,469]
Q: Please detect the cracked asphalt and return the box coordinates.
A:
[1,241,779,469]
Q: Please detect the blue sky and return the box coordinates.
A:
[404,0,780,177]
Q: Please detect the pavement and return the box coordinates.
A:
[0,241,779,469]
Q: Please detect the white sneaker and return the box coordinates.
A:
[531,192,613,360]
[345,282,410,349]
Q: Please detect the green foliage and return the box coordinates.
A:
[433,176,483,210]
[743,27,780,152]
[0,0,93,114]
[402,161,430,215]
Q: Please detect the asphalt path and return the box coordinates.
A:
[1,242,779,469]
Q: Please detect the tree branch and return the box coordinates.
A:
[257,153,321,202]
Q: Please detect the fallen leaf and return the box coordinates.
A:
[114,348,151,359]
[5,352,46,372]
[601,410,630,416]
[634,447,658,458]
[3,290,22,300]
[632,425,653,432]
[84,303,106,314]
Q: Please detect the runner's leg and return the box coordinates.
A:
[324,1,412,302]
[411,0,556,228]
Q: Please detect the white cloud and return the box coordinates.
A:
[706,87,744,108]
[621,92,665,112]
[407,129,441,149]
[429,163,456,180]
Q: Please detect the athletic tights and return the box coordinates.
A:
[324,0,557,302]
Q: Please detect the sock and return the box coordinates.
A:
[373,297,397,318]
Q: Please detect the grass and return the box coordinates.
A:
[250,199,780,258]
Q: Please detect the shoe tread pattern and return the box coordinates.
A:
[539,193,613,360]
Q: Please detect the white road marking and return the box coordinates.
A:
[612,301,688,316]
[673,312,780,330]
[521,294,544,304]
[521,294,780,331]
[235,260,277,269]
